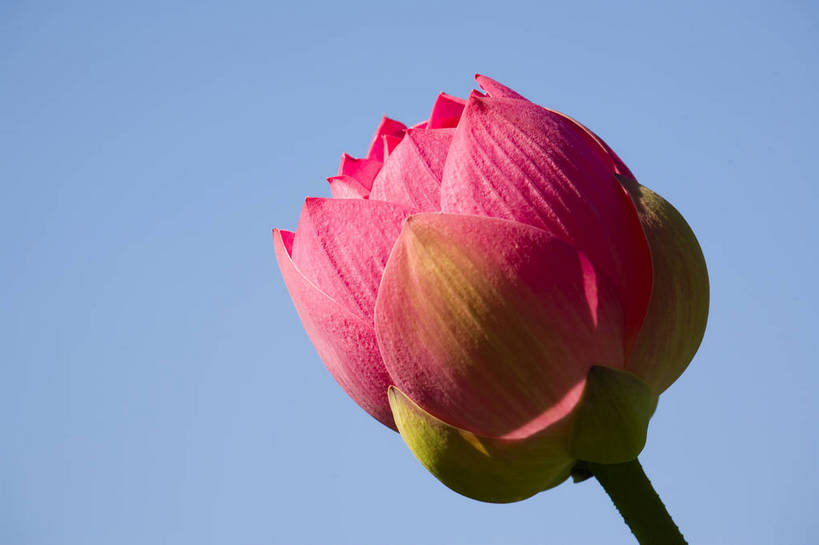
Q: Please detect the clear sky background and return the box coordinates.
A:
[2,1,817,544]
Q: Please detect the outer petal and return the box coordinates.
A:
[618,176,710,393]
[440,94,652,352]
[274,229,395,429]
[291,198,411,322]
[369,129,454,211]
[475,73,526,100]
[375,213,625,439]
[389,386,574,503]
[337,153,382,191]
[327,175,369,199]
[474,74,635,180]
[367,116,407,162]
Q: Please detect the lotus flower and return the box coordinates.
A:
[273,75,708,503]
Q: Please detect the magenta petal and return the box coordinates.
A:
[291,197,411,322]
[475,75,636,182]
[337,153,383,191]
[543,111,638,180]
[375,213,625,439]
[367,116,407,162]
[428,92,466,129]
[369,129,453,212]
[382,134,403,159]
[328,175,369,199]
[440,95,652,350]
[274,229,395,429]
[475,74,527,100]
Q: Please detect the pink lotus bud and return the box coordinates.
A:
[273,75,708,502]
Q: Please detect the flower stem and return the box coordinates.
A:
[587,458,687,545]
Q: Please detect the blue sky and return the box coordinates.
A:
[1,0,817,543]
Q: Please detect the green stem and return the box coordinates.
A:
[587,458,687,545]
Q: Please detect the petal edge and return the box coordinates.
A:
[274,228,395,429]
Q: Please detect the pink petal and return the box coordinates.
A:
[274,229,395,429]
[542,110,639,180]
[367,116,407,162]
[382,134,402,159]
[440,94,652,352]
[327,175,369,199]
[291,197,411,322]
[474,75,638,179]
[375,213,625,439]
[475,74,527,100]
[369,128,454,212]
[337,153,383,191]
[428,92,466,129]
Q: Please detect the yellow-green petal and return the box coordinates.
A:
[568,365,657,464]
[618,175,710,393]
[388,387,575,503]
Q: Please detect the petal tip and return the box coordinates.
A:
[473,75,526,100]
[402,213,429,231]
[387,384,399,403]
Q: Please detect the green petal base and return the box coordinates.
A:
[389,366,658,502]
[388,387,574,503]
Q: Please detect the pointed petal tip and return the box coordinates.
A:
[302,196,332,213]
[327,175,370,199]
[380,114,406,128]
[367,116,408,161]
[472,75,526,100]
[272,228,295,255]
[437,91,466,104]
[474,73,491,89]
[402,212,430,231]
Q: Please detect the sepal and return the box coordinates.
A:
[389,387,574,503]
[617,175,710,393]
[568,366,657,464]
